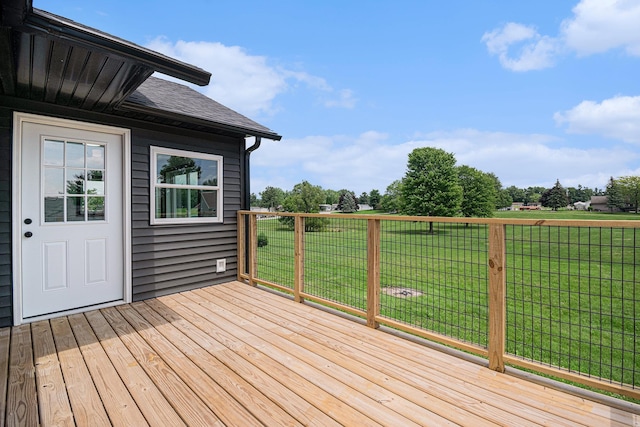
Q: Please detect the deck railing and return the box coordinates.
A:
[238,211,640,400]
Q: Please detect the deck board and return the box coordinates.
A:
[1,281,639,426]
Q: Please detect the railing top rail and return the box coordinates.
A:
[238,210,640,228]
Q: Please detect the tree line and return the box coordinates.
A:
[252,147,640,218]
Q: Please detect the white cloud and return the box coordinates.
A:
[561,0,640,56]
[251,129,637,194]
[484,0,640,71]
[146,37,355,117]
[481,23,558,71]
[323,89,357,109]
[554,95,640,143]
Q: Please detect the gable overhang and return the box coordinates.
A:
[0,0,211,113]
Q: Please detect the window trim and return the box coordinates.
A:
[150,146,223,225]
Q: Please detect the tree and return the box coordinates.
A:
[506,186,525,203]
[540,180,569,211]
[279,181,328,231]
[338,191,359,213]
[380,180,403,213]
[369,189,381,209]
[249,193,259,207]
[605,177,626,212]
[617,175,640,213]
[486,173,512,209]
[524,186,545,205]
[566,185,594,204]
[400,147,462,232]
[458,165,496,218]
[324,189,340,205]
[358,192,369,205]
[260,186,285,210]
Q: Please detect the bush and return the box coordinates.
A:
[257,233,269,247]
[277,216,329,232]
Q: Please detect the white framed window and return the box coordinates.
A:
[150,146,223,224]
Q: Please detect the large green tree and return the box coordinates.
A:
[280,181,328,231]
[605,177,626,211]
[260,186,286,210]
[540,180,569,211]
[458,165,496,218]
[324,189,340,205]
[400,147,462,232]
[617,175,640,213]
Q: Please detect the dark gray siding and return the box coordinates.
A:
[131,128,243,300]
[0,108,12,327]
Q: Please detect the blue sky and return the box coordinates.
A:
[36,0,640,196]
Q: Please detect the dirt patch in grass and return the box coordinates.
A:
[382,287,424,298]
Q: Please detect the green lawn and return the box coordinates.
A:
[253,213,639,394]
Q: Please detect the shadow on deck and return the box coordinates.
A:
[1,281,639,426]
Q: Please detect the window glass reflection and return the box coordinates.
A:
[43,140,64,166]
[66,197,85,221]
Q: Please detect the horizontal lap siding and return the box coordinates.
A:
[131,129,243,300]
[0,109,12,326]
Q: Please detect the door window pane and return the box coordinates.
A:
[86,144,105,168]
[66,142,85,167]
[44,197,64,222]
[87,170,104,195]
[43,140,64,166]
[67,197,85,221]
[66,169,85,194]
[87,197,105,221]
[44,168,64,194]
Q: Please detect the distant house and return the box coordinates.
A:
[590,196,615,212]
[0,1,281,326]
[573,201,590,211]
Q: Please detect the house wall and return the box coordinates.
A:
[130,128,243,301]
[0,102,245,326]
[0,110,12,326]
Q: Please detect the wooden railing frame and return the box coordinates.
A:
[237,211,640,400]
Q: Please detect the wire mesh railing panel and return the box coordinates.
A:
[302,217,368,311]
[505,225,639,389]
[255,214,295,289]
[378,220,489,348]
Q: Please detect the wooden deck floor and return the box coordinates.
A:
[1,281,638,426]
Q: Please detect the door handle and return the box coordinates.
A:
[24,231,33,238]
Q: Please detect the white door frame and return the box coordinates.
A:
[12,112,132,325]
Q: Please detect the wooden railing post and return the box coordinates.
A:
[237,211,246,281]
[367,219,381,329]
[294,215,305,303]
[488,223,506,372]
[248,213,258,286]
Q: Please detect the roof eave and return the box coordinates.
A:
[22,8,211,86]
[119,101,282,141]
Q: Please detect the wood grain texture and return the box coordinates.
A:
[31,321,73,427]
[0,327,11,427]
[2,282,638,426]
[6,325,37,426]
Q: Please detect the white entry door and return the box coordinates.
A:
[18,118,126,319]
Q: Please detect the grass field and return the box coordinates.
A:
[251,211,639,396]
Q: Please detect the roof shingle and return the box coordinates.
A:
[123,76,280,140]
